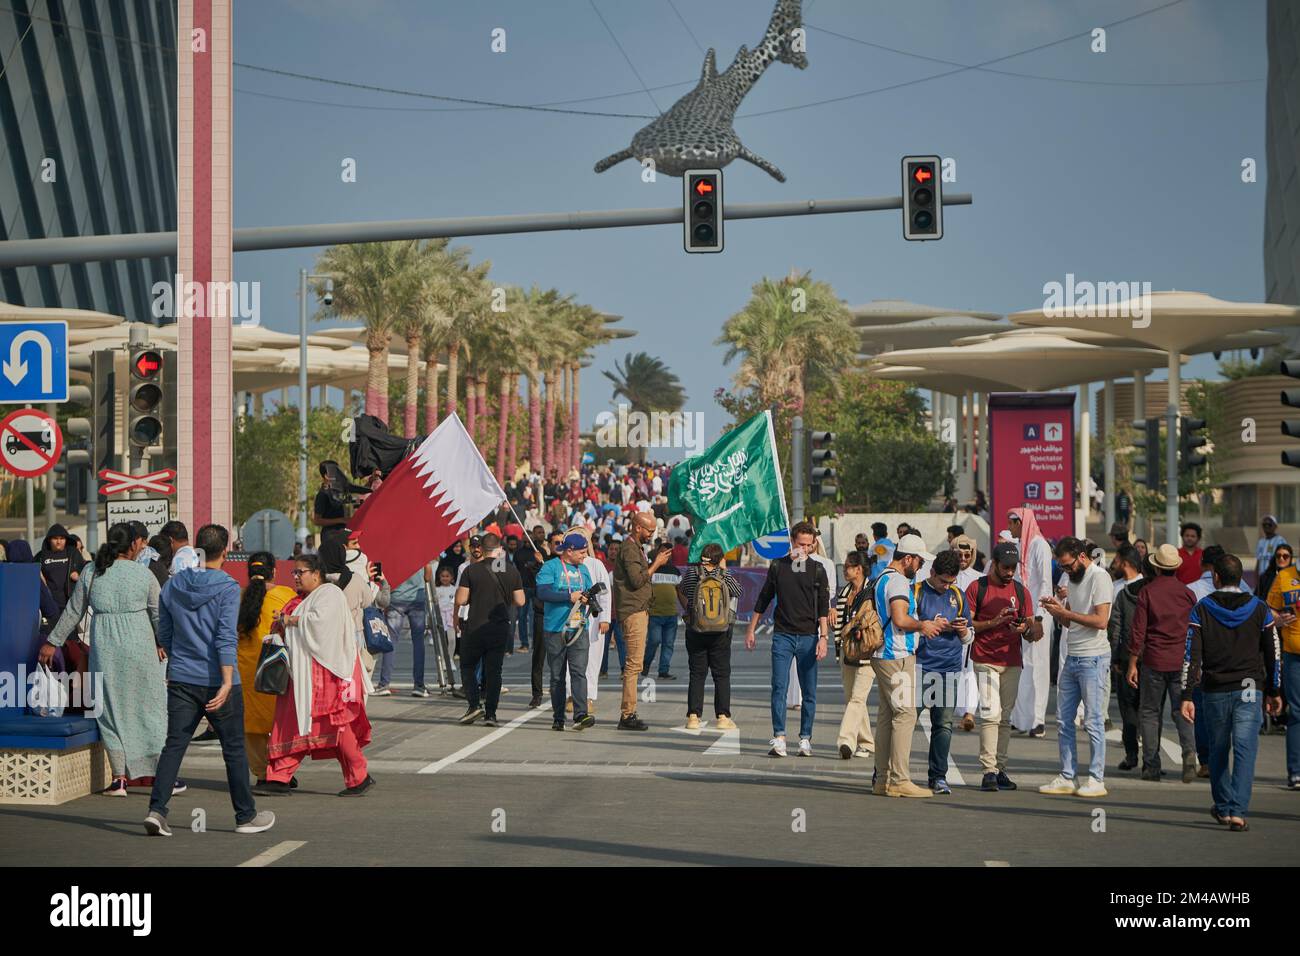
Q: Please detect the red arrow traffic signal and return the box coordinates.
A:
[913,166,933,184]
[134,351,161,378]
[694,179,714,195]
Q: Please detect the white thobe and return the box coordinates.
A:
[1011,535,1054,731]
[955,566,983,715]
[566,556,612,704]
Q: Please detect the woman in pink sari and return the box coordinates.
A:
[255,553,374,797]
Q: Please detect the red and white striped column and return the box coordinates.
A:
[176,0,233,532]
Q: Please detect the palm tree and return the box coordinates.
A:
[315,241,427,422]
[431,260,491,428]
[602,351,687,463]
[518,287,568,475]
[397,239,474,438]
[716,269,857,412]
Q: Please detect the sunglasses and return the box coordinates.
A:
[291,568,318,577]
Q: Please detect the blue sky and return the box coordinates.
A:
[232,0,1270,456]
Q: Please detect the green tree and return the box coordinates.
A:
[234,405,351,529]
[602,351,687,463]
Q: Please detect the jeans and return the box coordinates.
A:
[1193,686,1209,764]
[685,629,732,717]
[1284,652,1300,781]
[1114,654,1140,761]
[601,619,625,675]
[918,667,959,784]
[531,600,545,698]
[389,600,427,688]
[1202,687,1263,818]
[544,629,589,723]
[518,588,536,648]
[1138,664,1196,770]
[1057,653,1108,781]
[149,681,256,825]
[460,627,509,718]
[643,615,679,675]
[770,632,818,739]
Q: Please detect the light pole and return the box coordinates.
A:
[298,270,333,544]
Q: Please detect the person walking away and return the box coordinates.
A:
[40,522,167,796]
[1126,543,1197,782]
[831,552,875,760]
[1107,545,1148,772]
[1263,545,1300,790]
[865,533,938,796]
[966,542,1040,792]
[236,552,297,785]
[1008,508,1054,738]
[1183,552,1284,830]
[746,522,830,759]
[145,525,275,835]
[1176,523,1204,586]
[455,533,525,726]
[389,563,433,697]
[677,543,740,731]
[536,533,597,731]
[1039,537,1112,798]
[642,544,682,679]
[611,512,672,731]
[913,549,971,793]
[514,531,544,652]
[258,553,375,796]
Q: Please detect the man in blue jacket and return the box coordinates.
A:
[145,524,275,838]
[536,532,597,732]
[914,549,971,794]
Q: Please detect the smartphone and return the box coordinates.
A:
[371,561,383,580]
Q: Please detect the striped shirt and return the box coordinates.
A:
[873,568,919,660]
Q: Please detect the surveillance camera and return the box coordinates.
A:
[322,290,334,306]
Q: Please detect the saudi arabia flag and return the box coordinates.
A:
[668,410,789,562]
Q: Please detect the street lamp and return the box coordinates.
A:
[298,270,334,543]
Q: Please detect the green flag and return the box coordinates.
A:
[668,410,790,562]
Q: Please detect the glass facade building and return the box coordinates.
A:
[0,0,176,323]
[1267,0,1300,310]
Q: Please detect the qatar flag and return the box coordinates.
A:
[348,413,506,585]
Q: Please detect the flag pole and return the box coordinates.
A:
[505,497,546,562]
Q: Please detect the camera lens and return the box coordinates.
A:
[912,210,933,230]
[693,223,715,244]
[693,200,713,219]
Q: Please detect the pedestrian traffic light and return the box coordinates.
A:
[808,430,837,503]
[128,346,164,451]
[901,155,942,241]
[1133,419,1161,490]
[683,169,723,253]
[1179,417,1208,471]
[1283,360,1300,467]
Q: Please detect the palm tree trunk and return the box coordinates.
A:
[365,331,390,422]
[424,355,439,432]
[445,340,460,423]
[478,379,489,446]
[403,332,421,438]
[496,373,511,483]
[465,368,478,440]
[557,364,570,474]
[527,364,542,474]
[506,374,519,479]
[570,363,581,471]
[544,368,556,478]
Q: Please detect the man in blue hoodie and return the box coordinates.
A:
[144,524,275,837]
[913,549,971,794]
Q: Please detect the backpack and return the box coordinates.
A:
[842,585,884,664]
[362,605,394,654]
[691,566,734,633]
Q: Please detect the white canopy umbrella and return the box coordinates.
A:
[857,316,1016,351]
[0,300,124,328]
[848,298,1002,327]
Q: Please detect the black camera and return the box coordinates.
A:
[579,581,607,605]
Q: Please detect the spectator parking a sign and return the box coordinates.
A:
[0,407,62,478]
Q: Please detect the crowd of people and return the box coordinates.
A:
[9,456,1297,836]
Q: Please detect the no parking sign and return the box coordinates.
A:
[0,407,62,479]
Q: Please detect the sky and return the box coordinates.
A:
[231,0,1271,459]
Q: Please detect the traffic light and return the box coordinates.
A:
[1283,360,1300,467]
[808,430,838,503]
[902,155,943,241]
[92,350,117,473]
[128,345,164,452]
[1180,417,1208,471]
[1133,418,1161,490]
[683,169,723,253]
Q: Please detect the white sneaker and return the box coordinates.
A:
[372,686,392,697]
[768,737,788,757]
[1039,774,1078,795]
[1076,776,1108,798]
[798,737,813,757]
[854,746,873,758]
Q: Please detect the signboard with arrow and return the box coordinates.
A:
[0,320,69,403]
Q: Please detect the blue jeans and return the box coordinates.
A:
[149,681,256,825]
[918,668,959,783]
[770,632,818,739]
[1192,686,1209,764]
[1057,653,1108,781]
[601,619,625,674]
[1203,687,1263,818]
[389,600,427,689]
[643,615,679,675]
[518,588,536,648]
[1284,653,1300,781]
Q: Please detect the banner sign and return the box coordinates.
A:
[988,392,1076,543]
[105,497,172,536]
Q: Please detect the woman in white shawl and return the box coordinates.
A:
[564,526,612,714]
[257,553,375,797]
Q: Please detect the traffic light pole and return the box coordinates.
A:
[128,325,149,503]
[0,193,974,268]
[791,415,805,524]
[1165,352,1179,546]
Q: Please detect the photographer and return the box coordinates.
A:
[454,533,525,727]
[313,460,372,547]
[536,532,599,731]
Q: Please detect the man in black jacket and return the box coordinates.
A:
[1107,545,1147,771]
[35,523,84,615]
[1181,553,1283,831]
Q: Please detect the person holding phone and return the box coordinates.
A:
[912,549,971,794]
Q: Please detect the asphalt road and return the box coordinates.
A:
[3,627,1297,866]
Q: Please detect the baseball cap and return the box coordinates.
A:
[469,534,484,547]
[562,532,589,551]
[894,533,935,563]
[992,541,1020,566]
[952,534,976,551]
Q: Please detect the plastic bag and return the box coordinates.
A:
[29,663,68,717]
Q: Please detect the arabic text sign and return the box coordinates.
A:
[988,394,1075,541]
[105,498,172,536]
[0,321,69,403]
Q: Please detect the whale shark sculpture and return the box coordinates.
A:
[594,0,806,182]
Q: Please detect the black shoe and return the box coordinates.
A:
[254,780,292,796]
[338,775,375,797]
[598,671,608,678]
[1118,755,1138,771]
[996,771,1018,791]
[574,714,596,730]
[1141,767,1162,781]
[658,672,676,680]
[528,695,544,708]
[458,707,485,725]
[618,714,649,731]
[1027,724,1046,738]
[552,720,565,731]
[289,776,299,790]
[839,743,853,760]
[981,772,999,792]
[482,716,500,728]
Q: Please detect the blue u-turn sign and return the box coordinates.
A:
[0,321,69,403]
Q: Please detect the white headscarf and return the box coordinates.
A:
[170,546,201,574]
[285,581,363,736]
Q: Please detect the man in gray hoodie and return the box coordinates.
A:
[145,524,275,837]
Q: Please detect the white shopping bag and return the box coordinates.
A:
[29,663,68,717]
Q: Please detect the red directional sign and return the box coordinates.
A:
[0,408,62,479]
[694,179,714,195]
[913,166,933,184]
[98,467,176,496]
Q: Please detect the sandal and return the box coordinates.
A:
[1210,806,1228,825]
[1228,818,1249,832]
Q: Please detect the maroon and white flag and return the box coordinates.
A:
[349,413,506,585]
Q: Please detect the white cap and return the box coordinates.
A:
[895,533,936,563]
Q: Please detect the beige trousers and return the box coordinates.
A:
[974,661,1022,774]
[836,661,875,751]
[871,656,918,787]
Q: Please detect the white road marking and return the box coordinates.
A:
[417,705,548,774]
[704,727,741,756]
[238,840,307,868]
[918,709,965,786]
[1104,728,1183,766]
[984,860,1011,867]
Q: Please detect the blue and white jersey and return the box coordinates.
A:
[873,568,918,660]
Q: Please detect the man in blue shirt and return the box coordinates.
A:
[388,563,432,697]
[536,532,598,732]
[868,522,895,583]
[913,549,971,794]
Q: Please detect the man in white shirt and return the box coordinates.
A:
[1008,508,1054,737]
[952,535,983,730]
[1255,515,1287,579]
[1187,546,1223,602]
[1039,537,1113,798]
